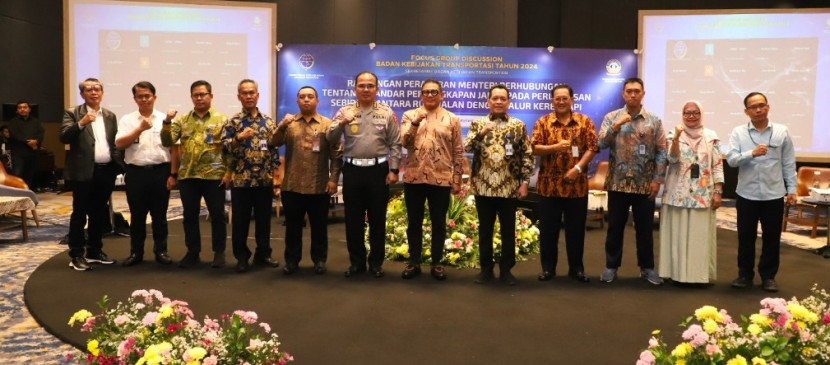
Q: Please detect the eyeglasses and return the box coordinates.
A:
[191,93,211,99]
[356,84,376,90]
[746,103,768,111]
[682,111,701,118]
[421,90,440,96]
[134,94,153,100]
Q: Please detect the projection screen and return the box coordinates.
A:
[64,0,276,119]
[640,9,830,162]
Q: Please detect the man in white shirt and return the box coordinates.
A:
[115,81,179,266]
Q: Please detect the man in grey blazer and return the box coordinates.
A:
[60,77,124,271]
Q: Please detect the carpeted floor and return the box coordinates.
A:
[2,192,829,364]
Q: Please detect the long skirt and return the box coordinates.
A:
[658,205,717,283]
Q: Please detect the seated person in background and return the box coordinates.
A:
[1,125,12,171]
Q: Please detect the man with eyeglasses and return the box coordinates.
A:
[398,79,464,281]
[532,84,598,283]
[114,81,178,267]
[60,77,125,271]
[726,92,796,292]
[221,79,281,273]
[597,77,667,285]
[161,80,231,269]
[327,71,402,278]
[274,86,343,275]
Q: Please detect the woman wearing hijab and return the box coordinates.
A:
[659,100,724,284]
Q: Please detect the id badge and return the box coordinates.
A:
[259,139,268,151]
[690,163,700,179]
[205,127,214,144]
[571,145,579,158]
[505,143,514,156]
[638,144,646,155]
[312,129,320,152]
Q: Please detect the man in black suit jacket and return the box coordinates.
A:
[59,77,124,271]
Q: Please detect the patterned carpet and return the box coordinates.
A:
[0,194,826,363]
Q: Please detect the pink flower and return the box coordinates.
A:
[114,315,129,326]
[682,324,703,341]
[822,313,830,325]
[279,352,295,365]
[81,317,96,332]
[233,310,258,324]
[142,312,158,326]
[470,223,477,229]
[117,338,135,358]
[705,344,722,357]
[247,339,265,350]
[648,337,659,348]
[203,355,219,365]
[260,322,271,333]
[449,220,456,227]
[454,240,462,248]
[636,350,655,365]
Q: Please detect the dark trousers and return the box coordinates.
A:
[230,186,273,262]
[342,162,389,269]
[178,178,226,255]
[604,191,655,269]
[404,183,451,266]
[736,196,784,281]
[12,152,37,189]
[125,163,171,257]
[67,163,117,258]
[538,195,588,273]
[282,191,330,265]
[474,195,517,271]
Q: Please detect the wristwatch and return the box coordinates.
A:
[170,173,178,179]
[574,165,582,173]
[713,189,723,194]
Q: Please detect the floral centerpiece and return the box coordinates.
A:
[66,289,293,365]
[378,184,540,268]
[637,285,830,365]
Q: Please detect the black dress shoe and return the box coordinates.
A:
[179,252,200,268]
[731,276,751,289]
[69,257,91,271]
[568,271,590,283]
[500,270,517,286]
[155,252,172,265]
[86,251,116,265]
[538,271,554,281]
[236,260,250,273]
[313,262,327,274]
[474,269,495,284]
[762,279,779,292]
[122,254,143,267]
[211,252,226,268]
[401,265,421,279]
[344,266,366,277]
[430,265,447,281]
[369,266,384,278]
[254,256,280,268]
[283,263,299,275]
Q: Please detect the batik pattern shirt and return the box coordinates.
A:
[662,128,724,208]
[531,112,599,198]
[464,114,534,198]
[274,113,343,194]
[597,106,667,194]
[161,108,230,180]
[222,108,279,188]
[400,107,464,186]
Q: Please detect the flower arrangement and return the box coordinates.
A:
[378,184,540,268]
[66,289,293,365]
[637,285,830,365]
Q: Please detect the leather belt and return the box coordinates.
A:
[345,156,388,167]
[127,163,170,170]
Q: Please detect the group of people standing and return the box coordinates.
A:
[59,72,796,293]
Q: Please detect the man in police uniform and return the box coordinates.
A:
[326,71,401,278]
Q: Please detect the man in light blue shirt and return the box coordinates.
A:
[726,92,796,292]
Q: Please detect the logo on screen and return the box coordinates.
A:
[105,31,122,50]
[606,59,621,75]
[673,41,688,59]
[299,54,315,70]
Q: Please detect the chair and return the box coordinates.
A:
[782,166,830,238]
[587,161,609,228]
[0,162,40,227]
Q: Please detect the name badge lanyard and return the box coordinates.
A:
[311,123,321,152]
[683,132,702,179]
[747,122,773,147]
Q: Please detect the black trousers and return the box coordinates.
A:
[474,195,517,270]
[603,191,655,270]
[67,162,118,258]
[178,178,226,255]
[342,162,389,269]
[230,186,273,262]
[282,191,330,265]
[12,152,37,189]
[404,183,451,266]
[736,196,784,281]
[537,195,588,273]
[125,163,171,257]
